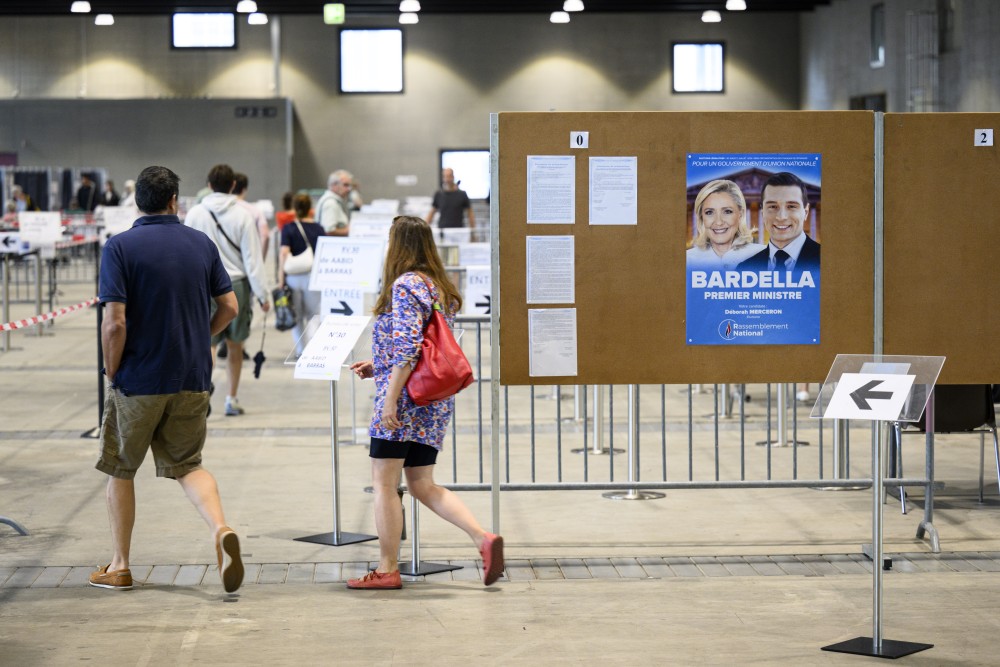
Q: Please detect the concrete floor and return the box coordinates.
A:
[2,275,1000,665]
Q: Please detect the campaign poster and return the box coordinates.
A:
[685,153,821,345]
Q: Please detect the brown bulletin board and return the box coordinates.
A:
[498,111,876,386]
[883,113,1000,384]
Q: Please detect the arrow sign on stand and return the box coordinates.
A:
[329,300,354,316]
[849,380,894,410]
[475,295,491,314]
[824,373,917,421]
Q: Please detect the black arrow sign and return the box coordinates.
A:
[850,380,894,410]
[329,300,354,316]
[475,295,491,314]
[1,235,15,248]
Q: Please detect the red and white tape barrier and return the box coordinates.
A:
[0,297,98,331]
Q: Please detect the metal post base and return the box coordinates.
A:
[916,520,941,553]
[821,637,933,659]
[811,483,868,492]
[294,532,377,547]
[754,439,811,448]
[0,517,28,535]
[80,426,100,439]
[398,561,462,577]
[602,490,666,501]
[570,446,625,455]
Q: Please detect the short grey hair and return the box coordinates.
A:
[328,169,353,188]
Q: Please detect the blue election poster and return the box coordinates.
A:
[685,153,821,345]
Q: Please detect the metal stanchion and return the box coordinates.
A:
[822,420,933,658]
[604,385,664,501]
[398,495,461,577]
[2,254,10,352]
[572,385,623,455]
[813,419,866,491]
[756,383,810,447]
[295,381,377,547]
[34,253,43,336]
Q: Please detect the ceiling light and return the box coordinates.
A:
[399,12,419,24]
[563,0,584,11]
[94,14,114,25]
[248,12,268,25]
[236,0,257,13]
[701,10,722,23]
[324,4,346,25]
[399,0,421,12]
[726,0,747,10]
[550,11,570,23]
[70,1,91,12]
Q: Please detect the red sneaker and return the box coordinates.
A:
[347,569,402,590]
[479,533,504,586]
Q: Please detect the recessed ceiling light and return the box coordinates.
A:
[399,12,419,24]
[399,0,421,12]
[563,0,585,11]
[94,14,114,26]
[726,0,748,10]
[248,12,268,25]
[702,10,722,23]
[70,1,91,13]
[550,11,570,24]
[236,1,258,13]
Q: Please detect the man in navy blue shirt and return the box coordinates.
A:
[91,165,245,593]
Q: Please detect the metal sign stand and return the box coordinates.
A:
[604,385,665,501]
[295,381,377,547]
[814,353,944,660]
[398,496,462,577]
[821,419,932,659]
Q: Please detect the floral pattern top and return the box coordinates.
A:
[369,271,455,450]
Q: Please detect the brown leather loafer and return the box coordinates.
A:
[89,565,133,590]
[215,526,244,593]
[347,569,402,590]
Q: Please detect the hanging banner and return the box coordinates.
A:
[685,153,822,345]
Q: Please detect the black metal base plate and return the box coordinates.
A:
[822,636,933,659]
[294,531,377,547]
[398,561,462,577]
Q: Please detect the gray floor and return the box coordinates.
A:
[2,275,1000,665]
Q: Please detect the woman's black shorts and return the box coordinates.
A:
[369,437,439,467]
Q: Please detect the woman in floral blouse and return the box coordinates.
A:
[348,215,503,590]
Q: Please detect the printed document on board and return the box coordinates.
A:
[527,155,575,224]
[528,308,578,377]
[589,156,637,225]
[526,236,575,304]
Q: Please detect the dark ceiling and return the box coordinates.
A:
[0,1,832,17]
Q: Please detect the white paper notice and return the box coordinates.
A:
[589,156,638,225]
[294,315,371,381]
[527,155,575,224]
[529,308,578,377]
[526,236,574,304]
[308,237,385,291]
[18,212,63,245]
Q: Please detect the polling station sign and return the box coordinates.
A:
[684,153,822,345]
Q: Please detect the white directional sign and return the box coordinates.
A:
[464,265,491,315]
[0,232,27,254]
[308,236,384,291]
[294,315,371,381]
[102,207,137,240]
[320,284,366,319]
[823,373,916,421]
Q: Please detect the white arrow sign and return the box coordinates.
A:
[0,232,25,254]
[823,372,916,421]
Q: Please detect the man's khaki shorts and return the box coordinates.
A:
[96,388,209,480]
[212,277,253,345]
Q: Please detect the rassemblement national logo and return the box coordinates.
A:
[718,319,737,341]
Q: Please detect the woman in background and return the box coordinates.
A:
[278,193,324,356]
